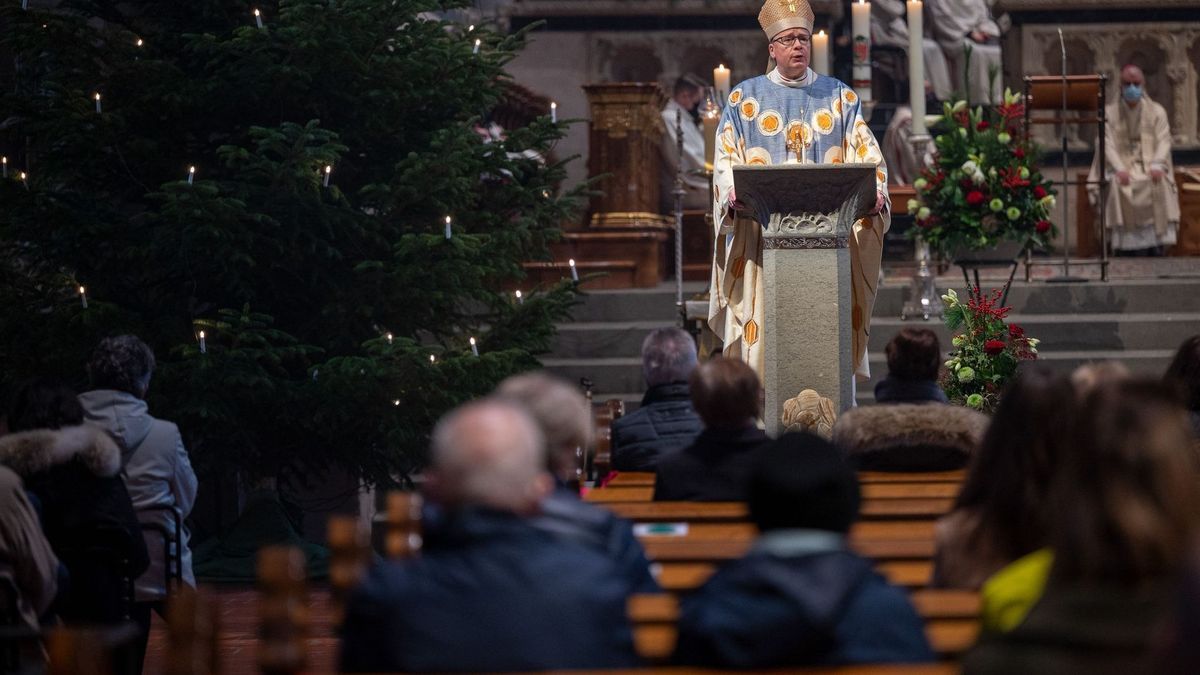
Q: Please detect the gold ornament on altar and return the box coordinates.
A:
[758,0,814,40]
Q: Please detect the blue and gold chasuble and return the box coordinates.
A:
[708,68,890,381]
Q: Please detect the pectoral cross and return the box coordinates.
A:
[786,124,807,163]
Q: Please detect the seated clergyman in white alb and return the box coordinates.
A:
[1087,64,1180,256]
[870,0,952,100]
[926,0,1003,105]
[708,0,889,383]
[661,74,712,211]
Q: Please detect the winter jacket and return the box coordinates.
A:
[78,390,197,601]
[611,382,703,472]
[0,465,58,630]
[674,533,933,668]
[340,507,640,672]
[653,426,769,501]
[0,425,149,622]
[834,402,986,471]
[873,377,949,404]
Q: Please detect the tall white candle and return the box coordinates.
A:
[515,289,524,304]
[569,258,578,281]
[713,64,731,103]
[473,39,481,55]
[94,93,102,114]
[386,332,393,344]
[812,30,830,74]
[469,337,479,357]
[254,8,264,29]
[79,285,88,308]
[323,165,332,187]
[187,165,195,184]
[444,216,452,239]
[702,106,719,171]
[198,330,207,354]
[907,1,927,136]
[851,0,873,103]
[550,101,557,123]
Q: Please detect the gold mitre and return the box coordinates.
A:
[758,0,814,40]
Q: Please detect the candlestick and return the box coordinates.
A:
[550,102,557,124]
[713,64,731,103]
[198,330,207,354]
[515,289,523,305]
[444,216,452,239]
[568,258,578,281]
[79,286,88,309]
[469,337,479,357]
[323,165,331,187]
[907,0,927,136]
[812,30,830,74]
[254,8,264,29]
[473,39,481,55]
[851,0,873,103]
[187,166,195,184]
[94,93,102,114]
[2,157,7,178]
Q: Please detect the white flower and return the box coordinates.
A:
[962,160,978,174]
[951,100,968,113]
[1041,195,1056,209]
[907,199,919,213]
[972,170,986,185]
[958,127,968,138]
[957,367,976,383]
[917,206,931,220]
[1019,167,1030,180]
[914,178,928,190]
[997,132,1011,144]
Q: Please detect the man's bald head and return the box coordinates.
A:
[428,399,552,514]
[1121,64,1145,85]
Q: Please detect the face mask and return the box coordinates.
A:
[1122,84,1143,102]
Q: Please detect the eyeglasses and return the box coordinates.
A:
[771,34,810,48]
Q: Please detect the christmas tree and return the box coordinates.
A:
[0,0,580,498]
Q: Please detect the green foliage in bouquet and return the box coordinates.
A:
[908,90,1059,256]
[941,287,1039,413]
[0,0,581,490]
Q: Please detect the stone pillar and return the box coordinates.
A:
[734,165,876,435]
[582,82,671,228]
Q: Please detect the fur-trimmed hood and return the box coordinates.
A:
[833,404,987,471]
[0,424,123,479]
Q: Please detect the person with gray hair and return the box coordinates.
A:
[341,399,640,672]
[611,328,703,471]
[496,372,659,593]
[77,334,197,671]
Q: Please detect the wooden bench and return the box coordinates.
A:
[608,470,965,489]
[590,489,955,520]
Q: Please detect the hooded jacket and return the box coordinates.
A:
[78,390,197,601]
[0,424,149,621]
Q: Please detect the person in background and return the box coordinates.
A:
[673,432,933,667]
[340,399,639,672]
[926,0,1004,104]
[611,328,703,472]
[654,358,768,501]
[932,367,1076,589]
[0,463,58,632]
[660,73,711,211]
[966,379,1199,672]
[1164,334,1200,436]
[496,372,659,593]
[874,327,947,404]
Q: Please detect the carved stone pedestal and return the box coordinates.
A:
[734,164,876,435]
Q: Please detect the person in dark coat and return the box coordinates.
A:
[1164,334,1200,436]
[673,433,934,668]
[611,328,703,471]
[873,327,948,404]
[340,399,639,673]
[496,371,659,593]
[654,358,769,501]
[0,380,150,624]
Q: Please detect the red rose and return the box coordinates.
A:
[966,190,985,206]
[1013,147,1026,159]
[976,120,990,131]
[1009,324,1025,338]
[960,178,974,189]
[1035,220,1051,234]
[1033,185,1047,199]
[984,339,1006,355]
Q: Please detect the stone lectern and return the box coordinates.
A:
[732,164,877,435]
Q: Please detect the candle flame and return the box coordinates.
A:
[79,285,85,294]
[393,399,400,406]
[569,258,576,266]
[386,332,393,342]
[188,165,195,173]
[468,24,475,31]
[718,63,725,69]
[445,215,452,224]
[94,92,101,101]
[429,354,436,363]
[19,172,27,180]
[199,330,205,339]
[469,337,476,346]
[474,39,481,47]
[818,29,826,36]
[325,165,332,174]
[2,157,6,164]
[136,38,143,47]
[254,8,261,16]
[515,290,523,299]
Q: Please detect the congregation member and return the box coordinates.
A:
[0,380,149,625]
[340,399,639,672]
[874,328,947,404]
[1071,360,1131,395]
[966,379,1199,672]
[77,336,197,661]
[654,358,769,502]
[1164,334,1200,435]
[660,74,711,210]
[611,327,703,472]
[673,432,933,667]
[0,463,59,633]
[926,0,1004,104]
[1088,64,1180,256]
[496,372,659,593]
[932,367,1076,589]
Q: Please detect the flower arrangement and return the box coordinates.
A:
[908,90,1058,256]
[941,287,1039,412]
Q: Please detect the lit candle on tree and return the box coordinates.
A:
[187,165,195,184]
[569,258,579,282]
[78,285,88,309]
[469,337,479,356]
[136,38,143,47]
[198,330,207,354]
[254,8,264,29]
[94,92,102,114]
[386,332,393,344]
[1,157,7,178]
[550,102,557,123]
[515,289,524,305]
[713,64,731,103]
[323,164,332,187]
[444,216,452,239]
[429,354,436,364]
[473,39,481,54]
[19,171,28,189]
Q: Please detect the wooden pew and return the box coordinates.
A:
[606,472,964,494]
[656,560,936,593]
[590,489,955,520]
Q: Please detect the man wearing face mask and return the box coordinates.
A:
[661,74,712,210]
[1088,64,1179,256]
[709,0,889,384]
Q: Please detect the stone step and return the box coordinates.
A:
[543,357,645,394]
[523,260,638,290]
[873,278,1200,316]
[569,282,707,322]
[552,320,677,359]
[868,312,1200,353]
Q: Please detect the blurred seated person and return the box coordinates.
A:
[673,433,933,668]
[654,358,768,501]
[932,367,1074,589]
[871,0,952,100]
[834,328,985,471]
[926,0,1003,104]
[611,328,703,472]
[660,73,711,211]
[966,379,1199,672]
[340,399,639,672]
[0,380,149,623]
[0,464,59,632]
[1164,334,1200,436]
[496,372,659,593]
